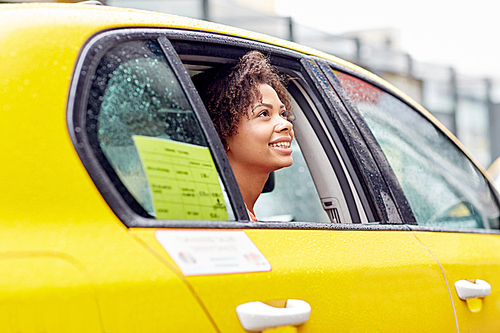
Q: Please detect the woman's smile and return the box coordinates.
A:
[269,137,292,152]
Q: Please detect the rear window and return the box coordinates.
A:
[85,39,233,221]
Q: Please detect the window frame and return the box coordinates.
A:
[68,27,414,230]
[302,59,405,224]
[321,61,500,233]
[68,29,250,227]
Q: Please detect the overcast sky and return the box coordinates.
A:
[274,0,500,80]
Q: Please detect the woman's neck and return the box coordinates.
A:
[229,163,269,212]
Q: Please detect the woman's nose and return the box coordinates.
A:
[274,118,293,132]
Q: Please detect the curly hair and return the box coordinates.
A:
[192,51,292,149]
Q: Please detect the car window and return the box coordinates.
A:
[332,70,500,229]
[86,39,234,221]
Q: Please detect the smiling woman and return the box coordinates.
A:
[192,51,294,220]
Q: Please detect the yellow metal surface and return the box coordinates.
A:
[264,327,298,333]
[487,156,500,179]
[0,4,217,331]
[0,221,218,332]
[1,3,495,331]
[0,257,102,332]
[412,231,500,332]
[133,228,457,332]
[466,298,483,313]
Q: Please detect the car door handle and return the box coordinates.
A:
[236,299,311,332]
[454,279,491,300]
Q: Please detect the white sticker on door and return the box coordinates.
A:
[155,230,271,276]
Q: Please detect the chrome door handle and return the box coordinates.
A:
[236,299,311,332]
[454,279,491,300]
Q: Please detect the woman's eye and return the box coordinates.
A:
[258,110,269,117]
[281,110,295,123]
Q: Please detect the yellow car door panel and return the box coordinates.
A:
[326,63,500,332]
[411,231,500,332]
[132,227,457,332]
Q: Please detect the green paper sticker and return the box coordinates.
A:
[132,136,228,221]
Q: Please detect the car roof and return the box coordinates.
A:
[0,3,428,110]
[0,3,386,89]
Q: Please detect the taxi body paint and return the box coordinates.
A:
[0,3,492,332]
[0,4,218,332]
[132,228,457,332]
[412,231,500,332]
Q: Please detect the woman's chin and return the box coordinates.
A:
[273,157,293,171]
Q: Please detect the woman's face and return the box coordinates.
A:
[226,83,294,174]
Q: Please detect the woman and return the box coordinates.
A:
[192,51,294,221]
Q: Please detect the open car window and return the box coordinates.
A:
[177,45,363,224]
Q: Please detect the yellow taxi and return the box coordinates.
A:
[1,2,500,332]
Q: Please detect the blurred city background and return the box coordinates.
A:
[5,0,500,168]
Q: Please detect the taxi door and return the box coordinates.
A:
[130,227,457,332]
[411,231,500,332]
[323,62,500,332]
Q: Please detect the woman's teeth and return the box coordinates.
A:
[269,142,291,148]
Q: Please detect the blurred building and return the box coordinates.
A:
[4,0,498,167]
